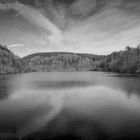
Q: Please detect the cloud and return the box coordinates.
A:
[70,0,97,18]
[0,2,64,44]
[1,0,140,56]
[62,2,140,54]
[8,44,24,48]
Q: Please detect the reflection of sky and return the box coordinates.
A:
[0,0,140,56]
[0,72,140,137]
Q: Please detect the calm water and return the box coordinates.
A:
[0,72,140,140]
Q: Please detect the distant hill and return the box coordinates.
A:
[1,43,140,74]
[23,52,105,72]
[0,44,27,74]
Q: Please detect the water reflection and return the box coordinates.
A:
[0,72,140,140]
[0,74,14,100]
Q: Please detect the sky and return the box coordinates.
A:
[0,0,140,57]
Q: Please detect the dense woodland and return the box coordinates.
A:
[0,44,140,74]
[98,45,140,74]
[0,44,26,73]
[23,52,105,72]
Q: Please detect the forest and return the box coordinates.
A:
[0,44,140,74]
[98,45,140,74]
[0,44,27,73]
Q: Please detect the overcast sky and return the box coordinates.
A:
[0,0,140,57]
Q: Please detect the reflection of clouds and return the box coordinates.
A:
[7,74,140,138]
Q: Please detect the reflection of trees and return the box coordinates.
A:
[114,75,140,98]
[0,77,9,100]
[0,75,14,100]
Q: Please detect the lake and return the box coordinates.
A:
[0,72,140,140]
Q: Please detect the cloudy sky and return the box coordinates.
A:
[0,0,140,57]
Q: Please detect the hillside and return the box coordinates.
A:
[1,43,140,74]
[98,46,140,74]
[0,44,27,74]
[23,52,105,72]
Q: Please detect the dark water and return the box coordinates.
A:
[0,72,140,140]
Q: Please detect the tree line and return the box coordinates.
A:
[0,43,140,74]
[0,44,26,73]
[97,45,140,74]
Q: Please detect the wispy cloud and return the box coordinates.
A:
[8,44,24,48]
[1,0,140,56]
[0,2,64,44]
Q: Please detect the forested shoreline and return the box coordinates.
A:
[97,46,140,74]
[0,44,140,74]
[0,44,27,74]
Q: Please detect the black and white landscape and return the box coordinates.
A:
[0,0,140,140]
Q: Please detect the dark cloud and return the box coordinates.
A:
[1,0,140,19]
[53,0,75,5]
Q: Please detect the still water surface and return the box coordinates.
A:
[0,72,140,140]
